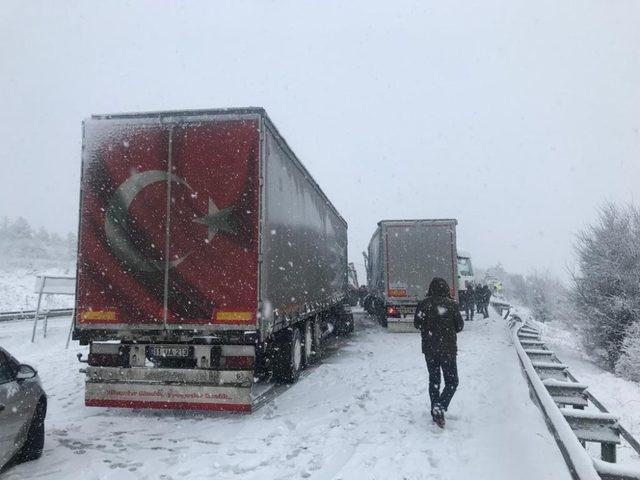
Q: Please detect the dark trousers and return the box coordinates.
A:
[424,353,459,411]
[465,304,474,320]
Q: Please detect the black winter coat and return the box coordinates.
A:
[467,286,476,306]
[414,294,464,356]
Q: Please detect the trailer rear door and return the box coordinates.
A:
[384,221,457,301]
[166,119,260,329]
[76,115,260,333]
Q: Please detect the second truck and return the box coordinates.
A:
[363,219,458,332]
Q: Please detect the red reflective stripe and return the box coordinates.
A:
[224,356,254,369]
[86,399,252,412]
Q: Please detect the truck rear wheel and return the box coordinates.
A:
[302,320,314,366]
[273,327,302,384]
[336,312,354,335]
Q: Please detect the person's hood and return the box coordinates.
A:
[427,277,450,298]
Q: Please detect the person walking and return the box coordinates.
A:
[414,277,464,428]
[357,285,368,307]
[464,282,475,321]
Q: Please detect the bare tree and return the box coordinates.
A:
[572,202,640,371]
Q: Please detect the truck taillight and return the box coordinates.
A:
[223,356,254,370]
[219,345,255,370]
[386,306,400,317]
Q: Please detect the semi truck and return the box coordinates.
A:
[457,249,475,292]
[363,219,458,332]
[73,107,353,412]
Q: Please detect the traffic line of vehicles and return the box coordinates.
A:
[1,106,476,472]
[72,107,475,414]
[362,220,474,332]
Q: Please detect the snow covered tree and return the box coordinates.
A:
[572,202,640,370]
[616,321,640,381]
[11,216,33,239]
[36,226,51,243]
[525,272,558,323]
[504,273,528,304]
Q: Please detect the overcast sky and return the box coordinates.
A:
[1,0,638,280]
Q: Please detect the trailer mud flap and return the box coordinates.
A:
[85,382,253,412]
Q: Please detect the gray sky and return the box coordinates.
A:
[1,0,639,280]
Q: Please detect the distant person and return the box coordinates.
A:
[468,283,477,317]
[458,288,468,317]
[357,285,368,307]
[475,285,482,315]
[464,283,475,321]
[476,284,485,316]
[414,277,464,428]
[481,284,492,318]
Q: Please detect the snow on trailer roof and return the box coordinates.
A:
[377,218,458,226]
[84,107,347,228]
[89,106,267,121]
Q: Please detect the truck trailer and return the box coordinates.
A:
[73,108,353,412]
[363,219,458,332]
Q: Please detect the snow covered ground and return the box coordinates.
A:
[0,265,75,312]
[1,309,572,480]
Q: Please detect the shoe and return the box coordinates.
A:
[431,405,445,428]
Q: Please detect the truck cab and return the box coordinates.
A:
[457,250,475,292]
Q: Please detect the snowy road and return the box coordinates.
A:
[1,309,571,480]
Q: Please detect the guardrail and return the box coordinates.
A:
[0,308,74,323]
[508,312,640,480]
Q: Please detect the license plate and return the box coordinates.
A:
[149,346,190,358]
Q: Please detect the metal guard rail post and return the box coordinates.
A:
[509,316,640,480]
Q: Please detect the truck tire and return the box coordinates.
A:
[17,398,46,463]
[273,327,302,384]
[336,312,354,335]
[302,320,314,366]
[313,318,324,360]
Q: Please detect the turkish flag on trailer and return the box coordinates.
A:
[76,118,260,329]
